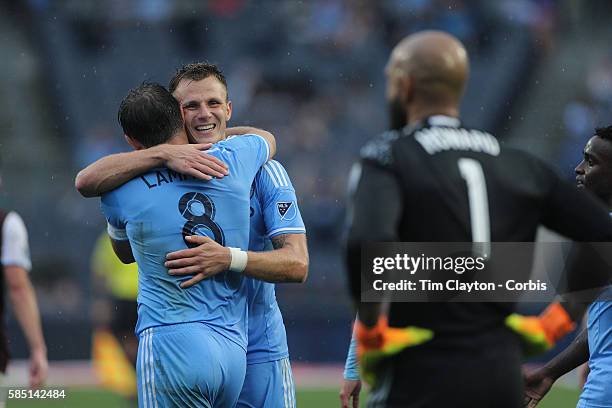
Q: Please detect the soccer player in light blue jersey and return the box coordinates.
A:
[164,64,308,408]
[100,82,275,407]
[236,160,306,408]
[166,159,307,408]
[341,334,361,408]
[76,63,309,408]
[524,127,612,408]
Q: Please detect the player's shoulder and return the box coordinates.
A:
[4,211,23,223]
[2,211,27,239]
[222,133,267,148]
[101,173,143,200]
[501,146,556,173]
[218,134,271,163]
[257,160,293,189]
[100,173,147,208]
[359,129,404,167]
[493,146,562,193]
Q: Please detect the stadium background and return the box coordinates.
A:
[1,0,612,406]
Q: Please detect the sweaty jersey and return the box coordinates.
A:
[102,134,270,349]
[346,115,612,338]
[246,160,305,364]
[580,287,612,407]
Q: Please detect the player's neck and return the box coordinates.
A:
[407,105,459,127]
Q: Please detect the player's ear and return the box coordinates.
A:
[124,134,145,151]
[400,76,413,104]
[226,100,232,122]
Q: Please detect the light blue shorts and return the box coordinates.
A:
[237,357,295,408]
[137,322,246,408]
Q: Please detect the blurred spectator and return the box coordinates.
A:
[75,123,125,168]
[558,53,612,179]
[558,95,597,179]
[587,54,612,108]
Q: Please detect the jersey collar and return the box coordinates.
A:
[400,115,462,137]
[426,115,461,128]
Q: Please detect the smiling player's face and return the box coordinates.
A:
[172,76,232,144]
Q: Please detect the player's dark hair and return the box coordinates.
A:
[595,126,612,142]
[168,62,228,99]
[118,82,183,148]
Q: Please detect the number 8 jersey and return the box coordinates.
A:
[101,134,270,350]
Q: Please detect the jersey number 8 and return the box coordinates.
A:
[178,192,225,248]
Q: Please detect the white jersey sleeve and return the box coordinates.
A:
[1,212,32,271]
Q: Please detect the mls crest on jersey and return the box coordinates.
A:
[276,201,297,221]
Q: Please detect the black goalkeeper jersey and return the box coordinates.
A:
[346,115,612,337]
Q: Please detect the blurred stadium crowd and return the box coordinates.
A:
[1,0,611,364]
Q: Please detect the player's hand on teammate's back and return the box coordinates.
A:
[29,348,48,388]
[339,379,362,408]
[523,367,554,407]
[165,236,231,288]
[159,143,229,181]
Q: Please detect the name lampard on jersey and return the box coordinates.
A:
[372,279,547,292]
[140,169,195,189]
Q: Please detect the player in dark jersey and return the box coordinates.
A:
[345,31,612,408]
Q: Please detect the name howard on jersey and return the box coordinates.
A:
[414,127,500,156]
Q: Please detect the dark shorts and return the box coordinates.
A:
[368,327,523,408]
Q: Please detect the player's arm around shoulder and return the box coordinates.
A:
[75,143,225,198]
[226,126,276,161]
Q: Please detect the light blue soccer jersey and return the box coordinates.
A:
[343,331,359,381]
[246,160,306,364]
[101,134,270,350]
[579,286,612,408]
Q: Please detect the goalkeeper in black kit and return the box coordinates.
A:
[344,30,612,408]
